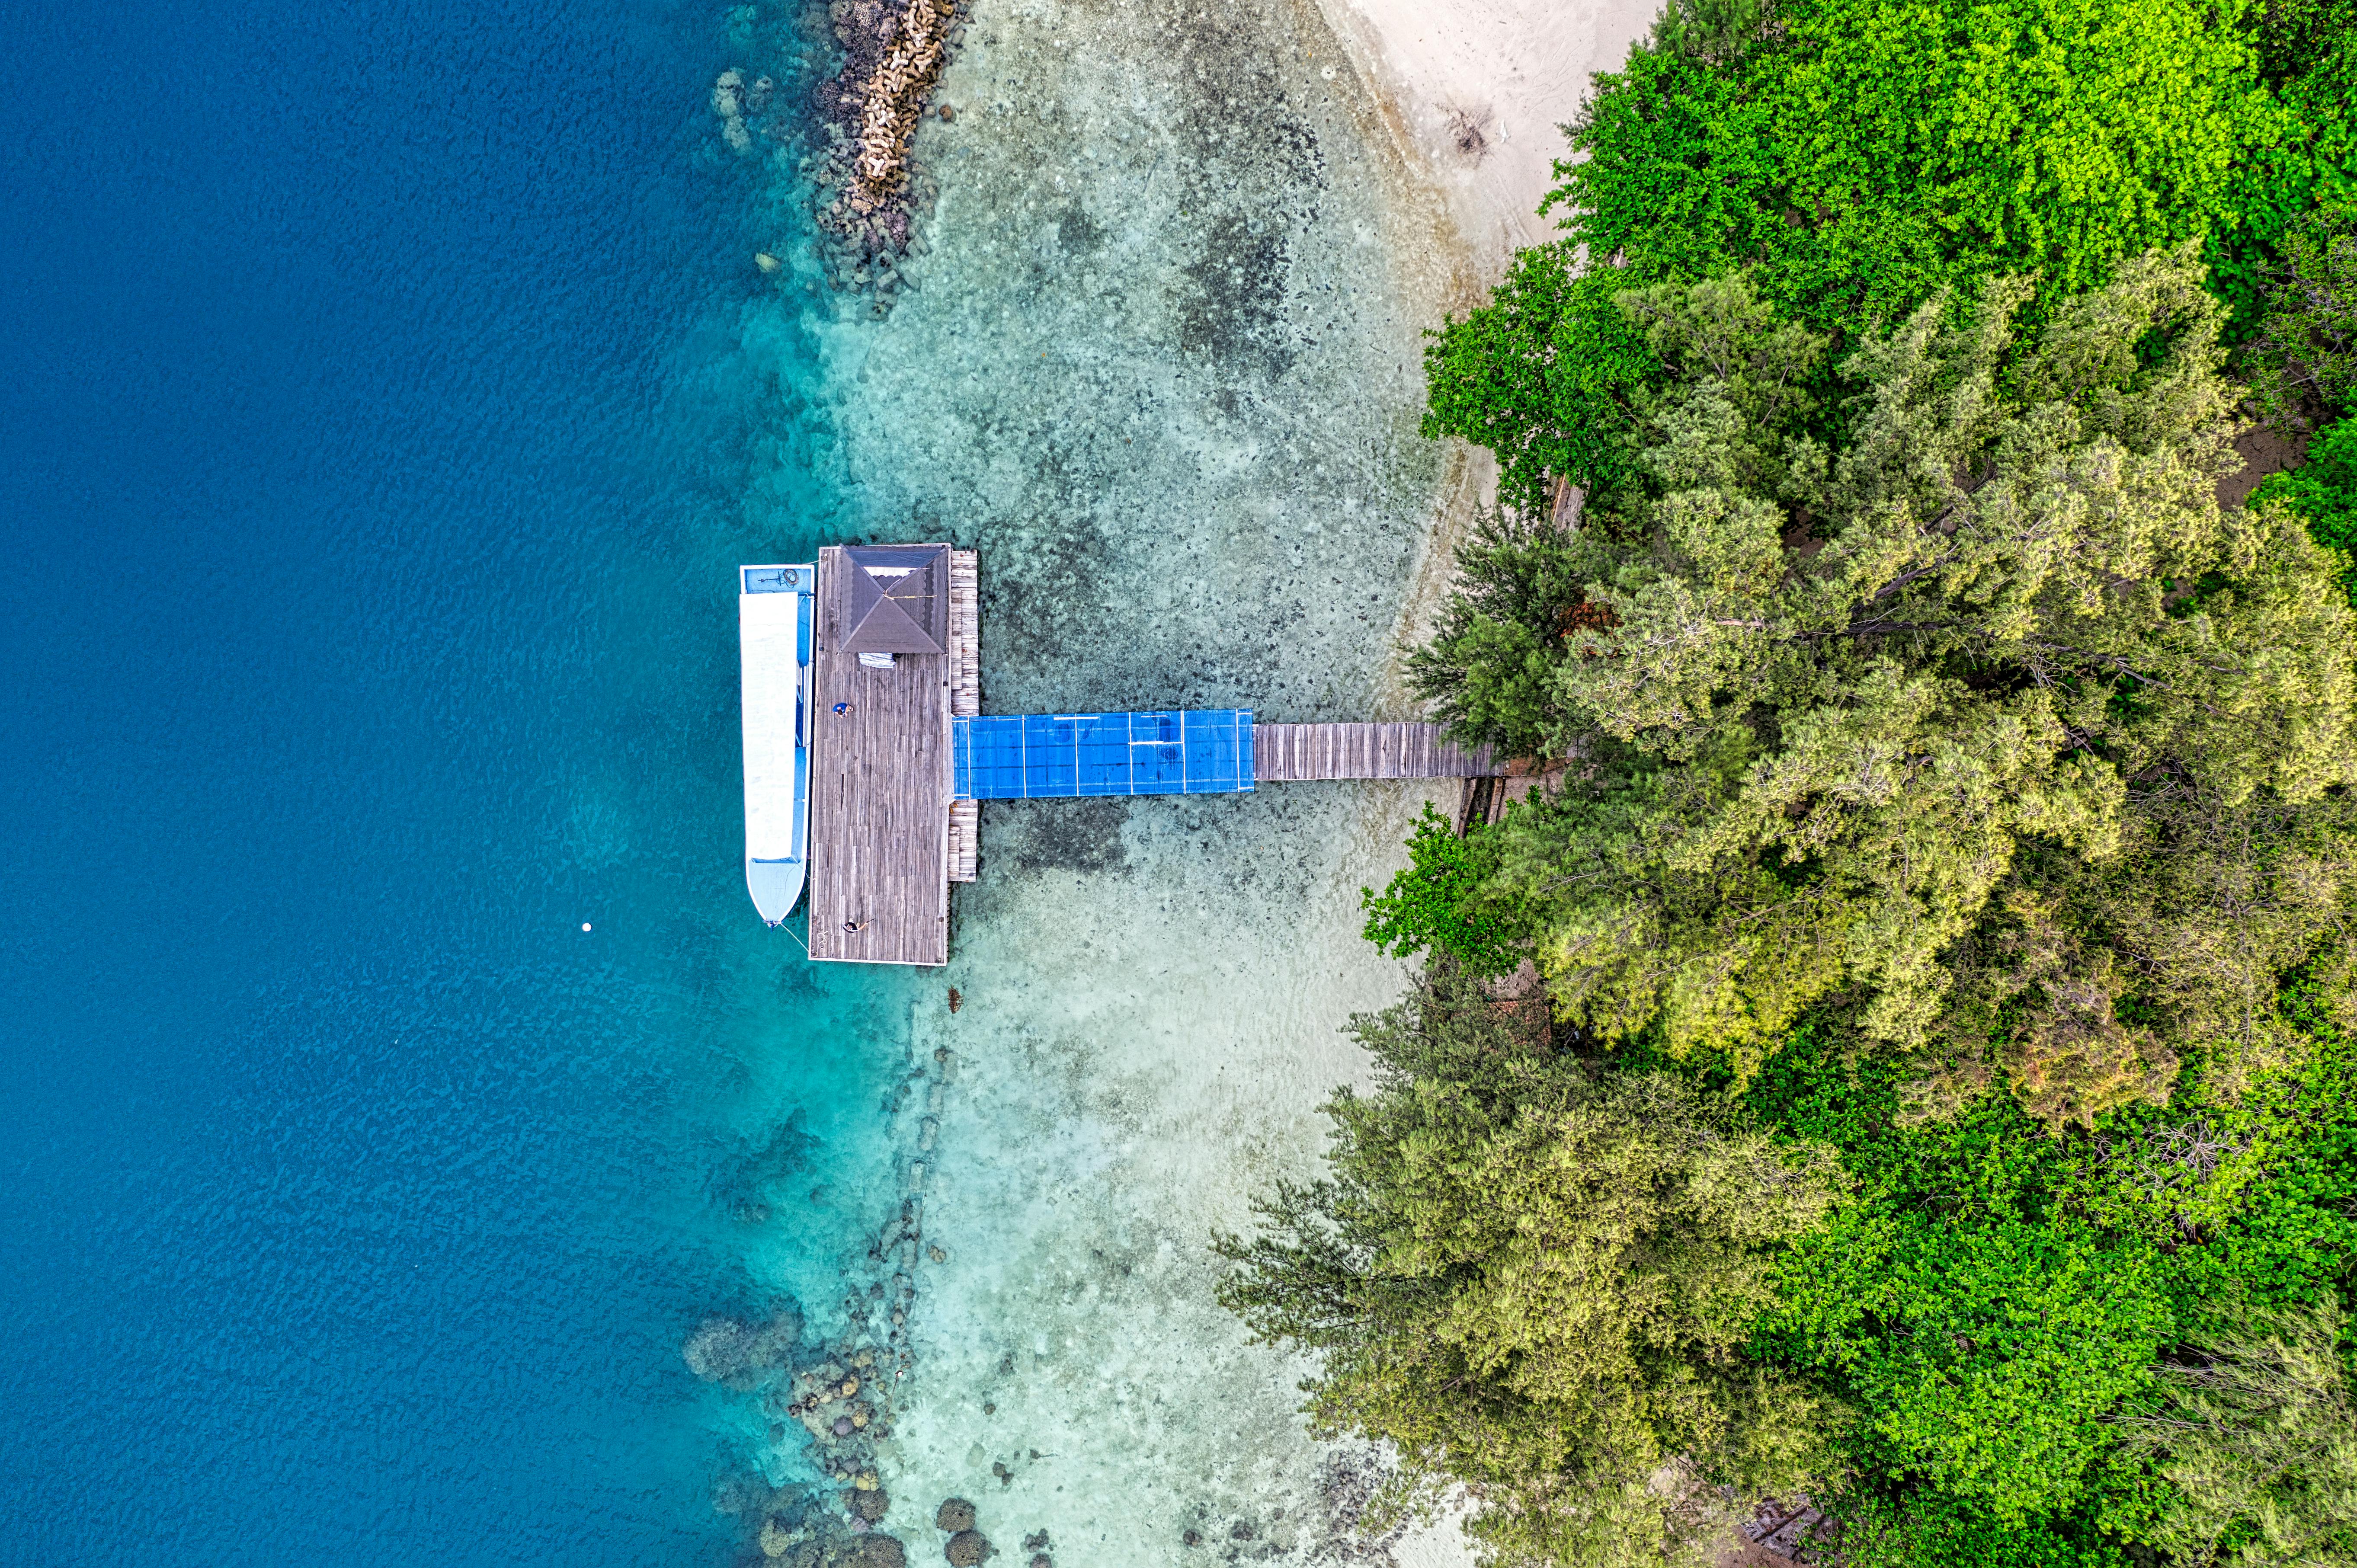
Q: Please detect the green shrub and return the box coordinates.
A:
[1423,0,2357,514]
[1359,803,1530,978]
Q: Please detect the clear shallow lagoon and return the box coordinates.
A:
[1,0,1467,1560]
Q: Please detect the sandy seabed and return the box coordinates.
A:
[713,0,1653,1559]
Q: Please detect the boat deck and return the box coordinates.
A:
[805,544,967,966]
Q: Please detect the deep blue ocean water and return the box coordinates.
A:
[0,0,894,1560]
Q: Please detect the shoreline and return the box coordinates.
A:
[705,0,1659,1561]
[1310,0,1656,288]
[1313,0,1660,706]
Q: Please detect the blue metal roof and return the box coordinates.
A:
[953,710,1254,800]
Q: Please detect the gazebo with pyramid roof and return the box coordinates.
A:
[840,544,949,657]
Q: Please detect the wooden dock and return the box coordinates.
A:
[806,544,971,966]
[946,550,980,883]
[790,541,1500,963]
[1252,722,1497,782]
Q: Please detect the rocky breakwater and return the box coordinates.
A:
[807,0,969,310]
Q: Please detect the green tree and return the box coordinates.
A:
[2114,1299,2357,1567]
[1360,803,1533,978]
[1413,252,2357,1101]
[1220,969,2357,1565]
[1403,506,1596,758]
[1739,1020,2357,1563]
[1214,968,1849,1568]
[2247,208,2357,419]
[1422,0,2305,514]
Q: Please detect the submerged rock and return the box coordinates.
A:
[853,1486,890,1521]
[945,1530,993,1566]
[935,1499,976,1533]
[683,1309,801,1388]
[854,1537,908,1568]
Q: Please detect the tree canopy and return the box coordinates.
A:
[1412,252,2357,1109]
[1236,7,2357,1565]
[1423,0,2355,513]
[1221,973,2357,1567]
[1214,968,1851,1568]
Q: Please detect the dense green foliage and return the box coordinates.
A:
[1222,976,2357,1567]
[1360,803,1532,977]
[1410,253,2357,1113]
[1423,0,2357,513]
[1214,969,1852,1567]
[1229,261,2357,1568]
[1237,7,2357,1565]
[1745,1023,2357,1562]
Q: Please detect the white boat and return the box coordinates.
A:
[740,563,814,925]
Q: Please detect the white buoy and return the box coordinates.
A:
[582,923,592,932]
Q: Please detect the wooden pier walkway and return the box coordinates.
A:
[806,544,974,967]
[1252,723,1497,782]
[792,540,1497,964]
[947,550,980,883]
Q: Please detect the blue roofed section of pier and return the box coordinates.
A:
[953,710,1253,800]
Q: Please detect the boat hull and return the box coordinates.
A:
[740,564,813,925]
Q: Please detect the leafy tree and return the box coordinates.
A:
[2114,1298,2357,1568]
[2244,0,2357,288]
[1214,968,1850,1568]
[2247,208,2357,419]
[1360,803,1533,978]
[1220,969,2357,1565]
[1404,506,1597,758]
[1412,252,2357,1104]
[1738,1018,2357,1562]
[1423,0,2309,513]
[1925,786,2357,1125]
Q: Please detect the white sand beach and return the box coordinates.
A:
[1314,0,1656,279]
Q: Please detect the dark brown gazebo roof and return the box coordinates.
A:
[841,544,949,655]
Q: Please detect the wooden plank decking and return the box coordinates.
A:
[946,550,980,884]
[806,544,953,966]
[948,549,980,718]
[1252,722,1499,782]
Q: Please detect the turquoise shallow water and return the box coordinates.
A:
[0,0,903,1558]
[3,0,1476,1556]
